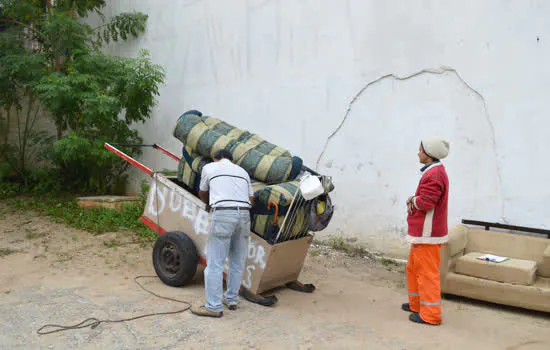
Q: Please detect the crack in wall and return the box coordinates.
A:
[315,66,505,220]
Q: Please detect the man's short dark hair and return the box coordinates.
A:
[213,149,233,161]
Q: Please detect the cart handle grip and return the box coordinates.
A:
[267,202,279,225]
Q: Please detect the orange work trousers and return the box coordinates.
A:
[406,243,442,325]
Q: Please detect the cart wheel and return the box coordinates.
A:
[153,231,199,287]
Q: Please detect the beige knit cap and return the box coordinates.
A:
[421,137,450,160]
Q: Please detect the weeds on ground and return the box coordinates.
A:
[0,181,157,241]
[24,228,45,240]
[328,235,346,250]
[381,257,399,266]
[10,197,156,241]
[309,249,321,257]
[103,239,121,248]
[0,182,20,200]
[0,248,17,257]
[325,234,377,259]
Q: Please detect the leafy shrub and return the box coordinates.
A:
[1,0,164,194]
[0,181,19,199]
[49,133,130,194]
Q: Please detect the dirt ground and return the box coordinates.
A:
[1,205,549,350]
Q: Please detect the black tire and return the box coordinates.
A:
[152,231,199,287]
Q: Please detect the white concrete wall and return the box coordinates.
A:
[102,0,550,257]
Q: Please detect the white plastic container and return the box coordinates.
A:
[299,174,324,200]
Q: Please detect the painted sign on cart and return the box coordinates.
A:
[144,175,269,292]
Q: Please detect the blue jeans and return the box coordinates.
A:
[204,208,250,312]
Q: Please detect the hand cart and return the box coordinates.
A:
[105,143,318,306]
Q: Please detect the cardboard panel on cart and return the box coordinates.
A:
[144,175,280,294]
[258,236,312,294]
[241,235,274,293]
[145,177,211,256]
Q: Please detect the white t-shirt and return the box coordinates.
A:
[199,159,254,208]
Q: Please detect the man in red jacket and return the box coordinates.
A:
[403,137,450,325]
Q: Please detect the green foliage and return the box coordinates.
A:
[0,161,14,181]
[0,93,55,183]
[49,133,127,193]
[4,193,157,241]
[0,248,18,257]
[54,0,108,18]
[0,181,20,199]
[328,234,346,250]
[103,238,120,248]
[309,249,321,257]
[0,0,164,193]
[95,12,148,45]
[23,167,64,193]
[34,50,164,141]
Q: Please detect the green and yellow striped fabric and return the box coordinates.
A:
[173,112,302,184]
[251,208,309,240]
[174,110,311,240]
[252,180,300,209]
[177,158,196,190]
[177,144,212,192]
[250,180,309,239]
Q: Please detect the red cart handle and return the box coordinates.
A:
[105,143,153,175]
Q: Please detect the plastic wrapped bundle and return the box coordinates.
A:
[250,180,309,239]
[173,111,303,184]
[177,145,211,193]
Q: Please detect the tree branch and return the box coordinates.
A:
[0,18,46,39]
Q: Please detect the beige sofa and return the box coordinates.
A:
[440,225,550,313]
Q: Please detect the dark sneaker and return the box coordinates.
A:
[409,313,438,325]
[402,303,413,312]
[191,305,223,318]
[223,301,237,311]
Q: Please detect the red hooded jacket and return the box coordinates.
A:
[407,162,449,244]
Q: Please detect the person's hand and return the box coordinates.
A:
[407,202,415,216]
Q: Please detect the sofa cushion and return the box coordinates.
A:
[455,252,537,286]
[465,229,549,273]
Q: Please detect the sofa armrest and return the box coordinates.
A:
[447,225,469,257]
[441,226,469,284]
[539,244,550,278]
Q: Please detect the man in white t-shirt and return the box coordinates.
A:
[191,149,254,318]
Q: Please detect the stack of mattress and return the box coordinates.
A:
[174,110,332,241]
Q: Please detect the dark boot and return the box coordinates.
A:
[402,303,414,312]
[409,312,438,325]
